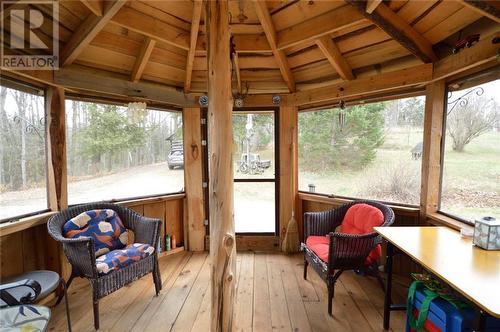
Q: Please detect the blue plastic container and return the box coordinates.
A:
[406,288,500,332]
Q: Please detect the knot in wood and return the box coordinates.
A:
[223,233,234,249]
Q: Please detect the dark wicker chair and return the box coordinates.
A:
[47,203,162,330]
[302,200,394,315]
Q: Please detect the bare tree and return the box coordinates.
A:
[447,95,499,152]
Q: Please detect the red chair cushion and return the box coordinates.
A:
[341,203,384,265]
[340,203,384,235]
[306,236,329,262]
[305,204,384,266]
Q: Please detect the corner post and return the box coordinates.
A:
[420,80,446,220]
[279,105,298,246]
[206,1,236,331]
[183,107,205,251]
[46,86,67,211]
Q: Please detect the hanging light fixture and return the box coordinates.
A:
[127,101,147,112]
[338,100,346,131]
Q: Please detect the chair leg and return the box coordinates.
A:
[327,282,335,316]
[60,278,72,332]
[375,271,387,294]
[93,300,100,330]
[153,260,162,295]
[56,273,74,306]
[303,259,308,280]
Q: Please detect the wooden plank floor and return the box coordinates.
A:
[48,252,407,331]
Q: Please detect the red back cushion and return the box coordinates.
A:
[340,203,384,234]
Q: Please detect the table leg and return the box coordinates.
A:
[383,241,394,330]
[473,310,486,332]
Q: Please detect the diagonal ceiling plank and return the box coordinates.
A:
[253,0,295,92]
[456,0,500,23]
[233,53,242,94]
[315,36,354,80]
[277,5,368,50]
[345,0,438,63]
[366,0,383,14]
[61,0,127,66]
[80,0,103,16]
[131,37,156,82]
[184,0,202,93]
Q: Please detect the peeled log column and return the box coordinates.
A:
[206,1,236,331]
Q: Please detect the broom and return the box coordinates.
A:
[282,210,300,253]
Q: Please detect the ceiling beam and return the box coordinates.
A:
[111,6,190,50]
[80,0,103,16]
[456,0,500,23]
[253,0,295,92]
[131,37,156,82]
[345,0,438,63]
[315,36,354,80]
[184,0,202,93]
[366,0,383,14]
[60,0,127,66]
[290,63,432,106]
[277,5,367,50]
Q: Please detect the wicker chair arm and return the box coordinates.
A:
[62,237,98,279]
[304,208,342,239]
[328,231,380,270]
[130,216,161,248]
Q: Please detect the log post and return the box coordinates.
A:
[206,1,236,331]
[45,86,70,280]
[183,107,205,251]
[46,86,67,211]
[420,80,446,220]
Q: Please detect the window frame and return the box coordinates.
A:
[437,69,500,226]
[0,77,49,223]
[297,94,426,208]
[64,97,185,205]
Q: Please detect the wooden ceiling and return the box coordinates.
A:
[3,0,500,97]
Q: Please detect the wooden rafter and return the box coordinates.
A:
[131,37,156,82]
[366,0,383,14]
[61,0,126,66]
[277,5,367,50]
[456,0,500,23]
[315,36,354,80]
[233,53,242,93]
[111,7,190,50]
[345,0,438,63]
[80,0,103,16]
[253,0,295,92]
[184,0,202,93]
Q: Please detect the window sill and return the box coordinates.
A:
[426,212,474,233]
[298,192,420,216]
[0,193,187,237]
[0,211,56,237]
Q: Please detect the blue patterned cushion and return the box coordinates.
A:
[63,209,128,257]
[95,243,155,275]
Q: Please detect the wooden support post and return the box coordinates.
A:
[420,80,446,220]
[183,107,205,251]
[279,105,298,246]
[46,86,67,211]
[206,1,236,331]
[46,86,70,280]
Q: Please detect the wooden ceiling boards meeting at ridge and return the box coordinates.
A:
[1,0,499,105]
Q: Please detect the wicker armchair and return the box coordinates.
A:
[302,200,394,315]
[47,203,162,330]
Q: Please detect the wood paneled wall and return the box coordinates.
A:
[0,195,185,279]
